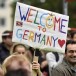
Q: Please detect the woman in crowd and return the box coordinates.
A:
[10,43,28,55]
[2,54,42,76]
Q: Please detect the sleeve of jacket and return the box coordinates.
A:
[0,47,5,64]
[51,67,65,76]
[46,52,58,68]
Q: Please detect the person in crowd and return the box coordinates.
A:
[46,52,64,76]
[51,40,76,76]
[2,54,42,76]
[0,30,13,64]
[11,43,27,55]
[11,44,44,76]
[71,31,76,41]
[28,47,49,76]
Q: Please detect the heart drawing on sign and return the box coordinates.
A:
[58,39,65,48]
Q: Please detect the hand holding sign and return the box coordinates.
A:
[32,56,42,76]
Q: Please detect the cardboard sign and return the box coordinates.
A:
[12,2,69,53]
[32,56,39,76]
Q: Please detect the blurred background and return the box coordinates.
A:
[0,0,76,41]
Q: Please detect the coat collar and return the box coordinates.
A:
[62,58,76,75]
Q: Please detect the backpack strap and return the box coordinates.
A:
[52,52,59,62]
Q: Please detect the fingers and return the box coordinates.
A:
[32,61,40,69]
[32,61,42,75]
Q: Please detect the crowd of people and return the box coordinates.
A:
[0,30,76,76]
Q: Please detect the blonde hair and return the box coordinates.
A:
[2,54,32,74]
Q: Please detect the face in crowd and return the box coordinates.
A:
[12,44,27,55]
[2,31,13,47]
[65,40,76,65]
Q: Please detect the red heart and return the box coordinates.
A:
[58,39,65,48]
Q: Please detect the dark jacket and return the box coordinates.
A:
[0,42,10,64]
[51,58,76,76]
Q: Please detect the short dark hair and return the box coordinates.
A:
[29,47,34,56]
[2,30,12,39]
[65,40,76,53]
[5,69,30,76]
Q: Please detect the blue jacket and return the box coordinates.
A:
[0,42,10,64]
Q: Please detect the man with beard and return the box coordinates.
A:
[51,40,76,76]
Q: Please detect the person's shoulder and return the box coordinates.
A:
[56,63,64,69]
[0,42,4,47]
[51,63,68,76]
[0,43,2,49]
[0,42,5,51]
[52,62,67,72]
